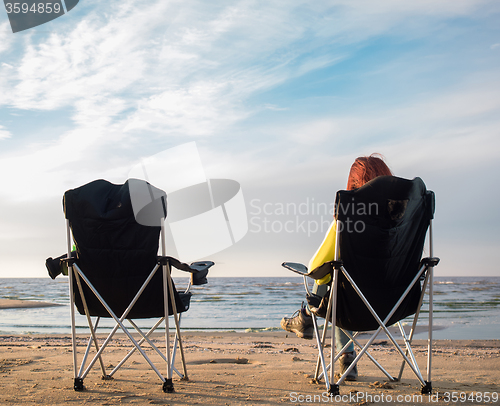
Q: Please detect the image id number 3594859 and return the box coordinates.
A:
[442,392,498,403]
[5,3,61,13]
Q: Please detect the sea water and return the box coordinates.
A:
[0,277,499,339]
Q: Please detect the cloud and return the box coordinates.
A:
[288,119,342,145]
[7,0,487,113]
[9,17,150,110]
[3,1,492,114]
[1,1,361,196]
[262,104,288,111]
[1,0,500,276]
[123,82,249,137]
[0,125,12,140]
[0,22,13,54]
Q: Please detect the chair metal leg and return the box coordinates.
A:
[166,266,188,381]
[172,313,188,379]
[427,220,435,388]
[161,263,173,392]
[128,319,167,359]
[311,313,329,389]
[109,317,165,377]
[328,267,339,395]
[73,270,107,378]
[74,266,167,383]
[397,322,420,377]
[79,317,104,379]
[68,265,80,389]
[313,302,332,384]
[341,266,427,386]
[398,270,430,380]
[344,330,394,382]
[318,329,394,383]
[425,266,434,394]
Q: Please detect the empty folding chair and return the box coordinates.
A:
[49,178,213,392]
[283,175,439,395]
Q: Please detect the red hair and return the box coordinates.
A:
[346,154,393,191]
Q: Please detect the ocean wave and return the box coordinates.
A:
[244,327,281,333]
[1,277,500,339]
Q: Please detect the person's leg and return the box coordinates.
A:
[311,282,328,297]
[336,327,357,380]
[312,283,354,352]
[311,283,358,380]
[335,327,354,353]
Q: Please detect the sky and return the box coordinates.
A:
[1,0,499,278]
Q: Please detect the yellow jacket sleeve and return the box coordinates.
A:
[307,220,337,285]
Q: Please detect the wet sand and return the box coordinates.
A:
[0,299,62,309]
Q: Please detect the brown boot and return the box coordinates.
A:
[280,303,314,339]
[339,350,358,381]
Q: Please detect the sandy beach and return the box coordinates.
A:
[0,331,498,406]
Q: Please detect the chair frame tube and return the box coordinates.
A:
[427,220,434,385]
[316,329,394,383]
[311,216,436,392]
[79,317,100,378]
[161,223,172,384]
[338,263,427,386]
[397,270,430,380]
[65,217,185,391]
[328,226,341,394]
[109,317,165,376]
[72,270,106,377]
[286,187,437,395]
[74,264,165,381]
[67,221,78,381]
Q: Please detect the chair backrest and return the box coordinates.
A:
[333,176,435,331]
[64,179,184,319]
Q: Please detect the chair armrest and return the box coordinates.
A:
[421,257,440,267]
[282,262,308,276]
[46,251,76,279]
[158,256,214,286]
[307,261,342,282]
[159,256,193,272]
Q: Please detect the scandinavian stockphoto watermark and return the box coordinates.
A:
[126,143,378,258]
[249,198,379,237]
[128,142,248,262]
[3,0,79,33]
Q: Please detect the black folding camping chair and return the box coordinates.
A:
[48,179,213,393]
[283,176,439,395]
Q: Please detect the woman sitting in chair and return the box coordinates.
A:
[280,153,393,381]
